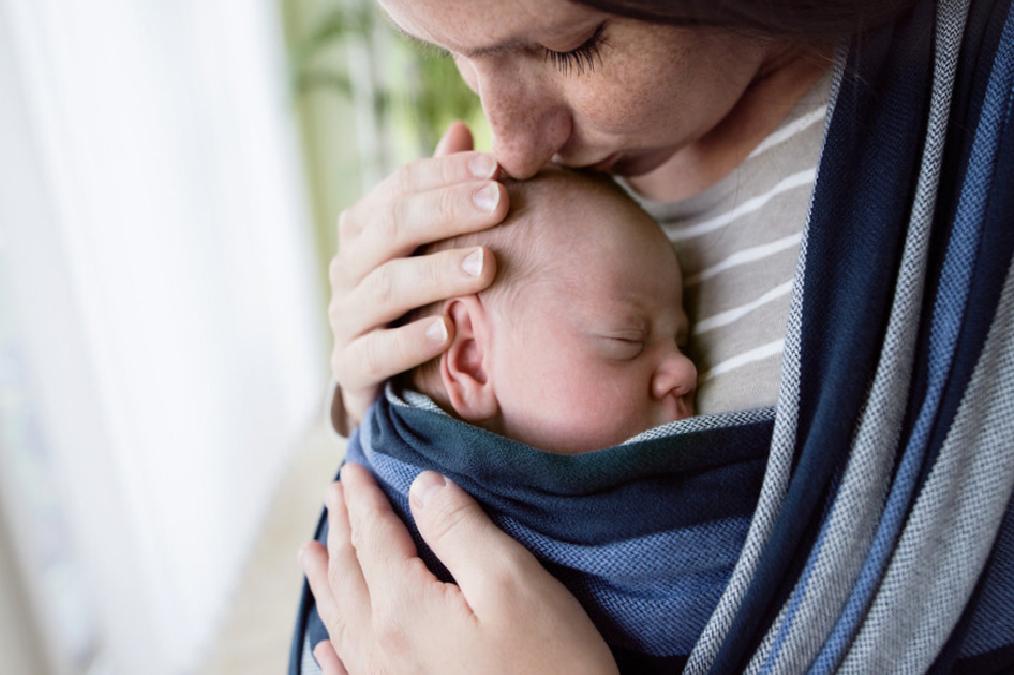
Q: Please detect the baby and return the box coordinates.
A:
[401,167,698,453]
[299,169,716,673]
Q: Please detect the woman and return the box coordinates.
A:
[293,0,1014,672]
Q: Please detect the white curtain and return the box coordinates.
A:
[0,1,326,672]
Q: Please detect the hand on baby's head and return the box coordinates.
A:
[407,167,698,454]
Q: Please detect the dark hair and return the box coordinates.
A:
[572,0,920,38]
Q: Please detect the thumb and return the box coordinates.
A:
[313,641,348,675]
[434,121,474,156]
[409,471,539,606]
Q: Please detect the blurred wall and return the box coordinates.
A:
[0,515,48,675]
[0,0,327,672]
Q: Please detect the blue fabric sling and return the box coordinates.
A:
[288,0,1014,671]
[338,396,773,671]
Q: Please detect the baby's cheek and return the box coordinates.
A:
[510,357,646,450]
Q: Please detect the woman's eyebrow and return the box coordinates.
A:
[383,21,445,56]
[387,19,526,58]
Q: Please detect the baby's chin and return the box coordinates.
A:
[509,418,669,455]
[501,423,623,455]
[512,403,693,455]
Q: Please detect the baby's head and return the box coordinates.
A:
[407,168,697,454]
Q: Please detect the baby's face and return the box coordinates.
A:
[487,189,697,454]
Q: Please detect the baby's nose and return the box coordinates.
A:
[652,351,698,401]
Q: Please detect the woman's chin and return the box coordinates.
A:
[610,148,676,177]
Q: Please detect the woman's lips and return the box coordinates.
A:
[552,151,620,172]
[589,153,620,172]
[553,148,669,177]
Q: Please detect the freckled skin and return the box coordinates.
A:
[378,0,771,180]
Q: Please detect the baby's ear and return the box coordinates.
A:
[440,296,498,422]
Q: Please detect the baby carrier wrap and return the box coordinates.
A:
[290,0,1014,670]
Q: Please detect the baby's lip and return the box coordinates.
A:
[674,394,694,420]
[655,394,678,426]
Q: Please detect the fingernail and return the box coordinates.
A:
[410,471,447,508]
[468,154,497,178]
[297,544,308,566]
[472,183,500,212]
[426,318,447,343]
[461,248,484,277]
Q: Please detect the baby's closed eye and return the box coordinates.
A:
[598,333,645,360]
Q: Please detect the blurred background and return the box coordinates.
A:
[0,0,486,673]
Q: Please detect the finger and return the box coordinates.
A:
[334,314,453,395]
[313,641,348,675]
[324,482,370,625]
[335,151,499,252]
[380,152,498,210]
[300,541,343,638]
[334,247,496,341]
[434,121,474,156]
[408,472,547,614]
[340,463,422,611]
[344,181,508,282]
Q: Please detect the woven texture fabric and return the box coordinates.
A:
[287,1,1014,672]
[702,0,1014,671]
[295,392,775,672]
[741,2,970,671]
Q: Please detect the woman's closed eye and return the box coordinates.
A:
[543,22,607,76]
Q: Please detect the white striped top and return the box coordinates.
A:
[629,74,832,414]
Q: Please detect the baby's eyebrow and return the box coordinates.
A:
[594,315,650,336]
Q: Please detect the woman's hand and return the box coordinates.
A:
[329,123,505,425]
[299,463,618,675]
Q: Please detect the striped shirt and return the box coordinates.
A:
[629,74,832,415]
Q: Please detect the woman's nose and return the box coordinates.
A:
[475,67,571,179]
[652,350,698,401]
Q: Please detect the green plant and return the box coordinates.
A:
[292,3,483,156]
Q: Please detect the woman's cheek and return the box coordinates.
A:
[567,60,682,143]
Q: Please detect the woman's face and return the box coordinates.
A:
[378,0,772,178]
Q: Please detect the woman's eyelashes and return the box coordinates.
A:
[543,22,607,76]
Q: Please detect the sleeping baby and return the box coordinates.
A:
[401,166,698,452]
[298,168,769,674]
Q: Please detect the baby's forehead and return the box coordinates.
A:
[478,169,680,308]
[504,175,657,256]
